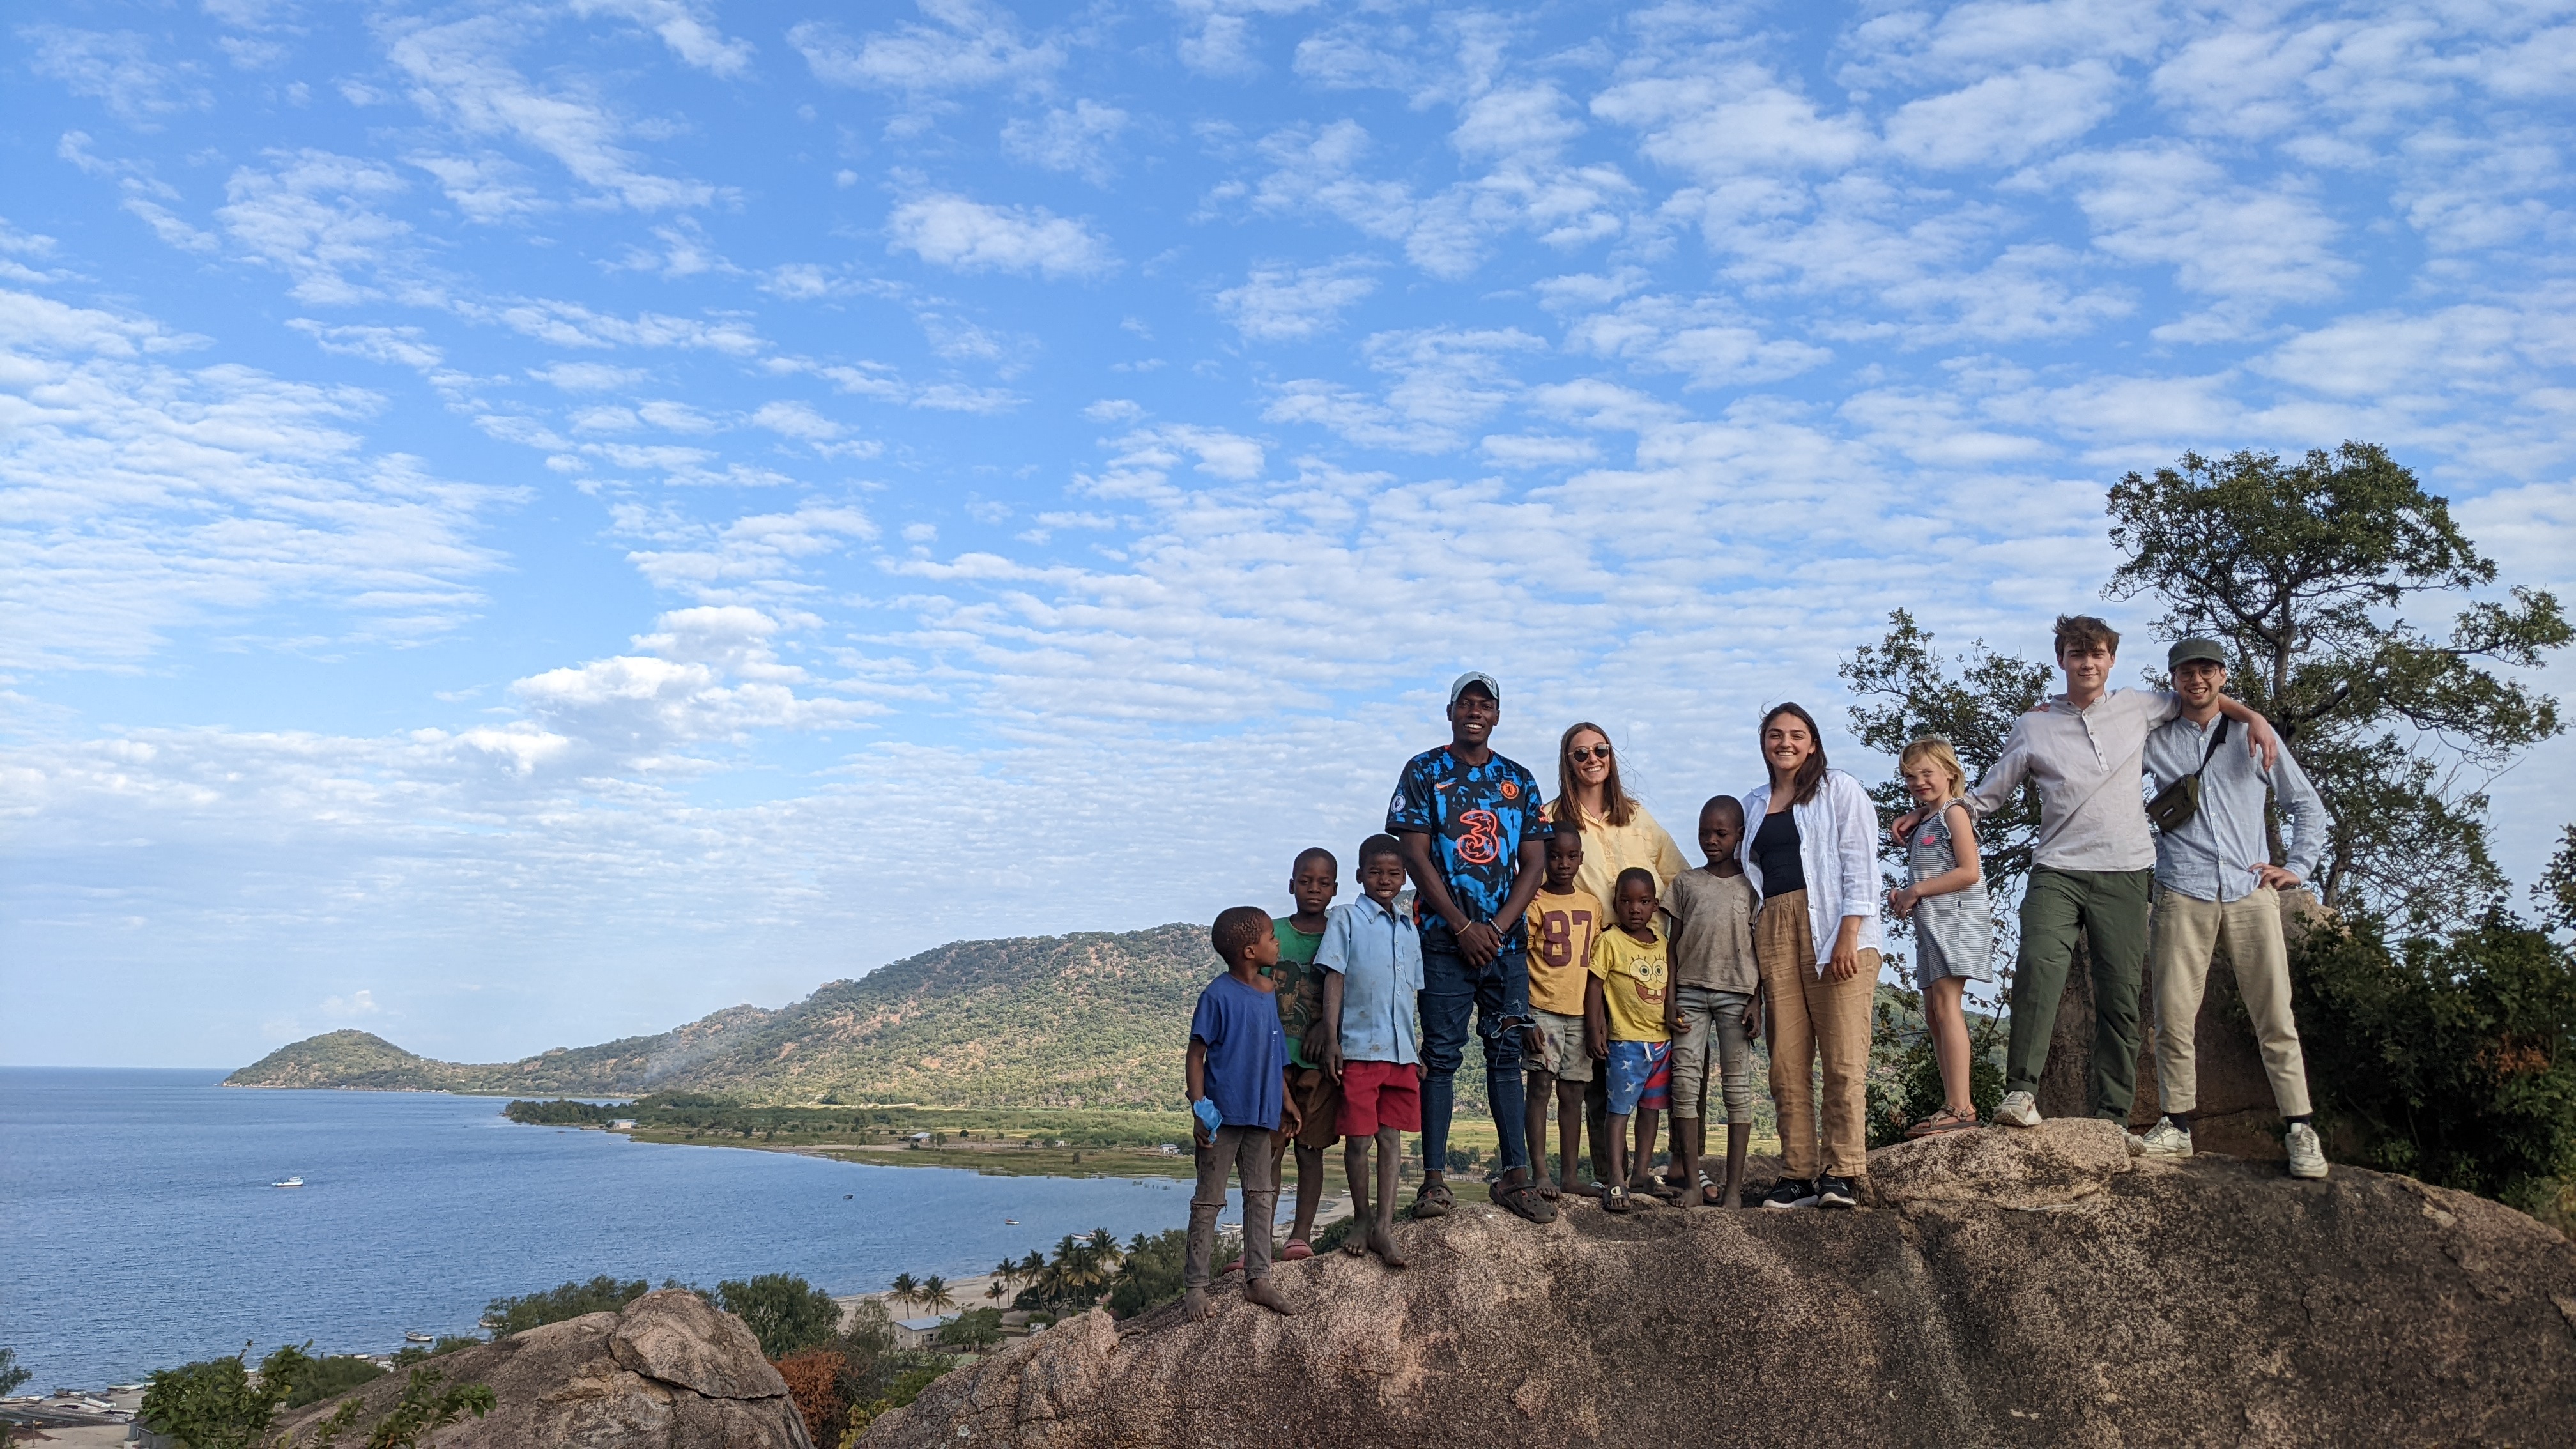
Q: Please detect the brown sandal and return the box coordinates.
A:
[1905,1106,1979,1138]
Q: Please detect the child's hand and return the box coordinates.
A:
[1586,1025,1606,1059]
[1321,1038,1344,1083]
[1890,885,1918,919]
[1192,1096,1222,1148]
[1744,990,1762,1043]
[1890,809,1920,845]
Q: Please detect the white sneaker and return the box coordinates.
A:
[2138,1119,2193,1159]
[2124,1130,2149,1156]
[1993,1091,2041,1128]
[2286,1121,2329,1180]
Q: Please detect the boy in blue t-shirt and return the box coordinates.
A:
[1184,905,1303,1321]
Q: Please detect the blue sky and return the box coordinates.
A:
[5,0,2572,1068]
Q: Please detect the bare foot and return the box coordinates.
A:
[1534,1178,1561,1200]
[1369,1223,1409,1269]
[1183,1288,1213,1322]
[1243,1278,1300,1316]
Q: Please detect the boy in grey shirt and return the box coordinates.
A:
[2136,638,2333,1179]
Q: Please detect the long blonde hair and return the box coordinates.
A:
[1554,721,1636,827]
[1897,736,1967,801]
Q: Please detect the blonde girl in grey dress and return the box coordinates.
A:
[1891,737,1993,1137]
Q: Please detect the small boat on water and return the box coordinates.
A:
[1002,1218,1018,1225]
[270,1176,304,1188]
[404,1332,433,1344]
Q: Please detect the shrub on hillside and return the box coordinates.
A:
[282,1353,388,1408]
[2293,905,2576,1215]
[140,1343,316,1449]
[484,1276,652,1336]
[773,1349,845,1446]
[1102,1229,1188,1319]
[717,1274,842,1360]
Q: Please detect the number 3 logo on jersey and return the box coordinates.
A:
[1456,808,1501,865]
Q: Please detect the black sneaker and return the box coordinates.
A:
[1761,1178,1817,1210]
[1816,1175,1859,1210]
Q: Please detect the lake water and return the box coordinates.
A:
[0,1068,1210,1389]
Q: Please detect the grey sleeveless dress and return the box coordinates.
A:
[1906,802,1994,988]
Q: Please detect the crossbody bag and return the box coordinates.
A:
[2144,717,2228,833]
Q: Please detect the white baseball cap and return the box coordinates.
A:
[1448,671,1501,705]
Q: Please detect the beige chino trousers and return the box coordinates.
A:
[1757,889,1876,1180]
[2150,885,2313,1119]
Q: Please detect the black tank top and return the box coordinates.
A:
[1752,807,1805,899]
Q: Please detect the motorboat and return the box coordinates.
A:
[270,1176,304,1188]
[1002,1218,1018,1225]
[404,1332,434,1344]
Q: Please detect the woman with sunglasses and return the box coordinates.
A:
[1548,723,1689,910]
[1549,723,1690,1198]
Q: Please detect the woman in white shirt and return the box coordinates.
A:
[1739,702,1883,1212]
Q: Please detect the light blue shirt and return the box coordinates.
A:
[2143,712,2332,903]
[1315,895,1422,1066]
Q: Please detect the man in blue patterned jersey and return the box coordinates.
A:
[1388,671,1556,1224]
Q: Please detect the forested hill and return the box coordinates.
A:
[224,924,1212,1108]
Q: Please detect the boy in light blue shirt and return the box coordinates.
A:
[1317,834,1424,1269]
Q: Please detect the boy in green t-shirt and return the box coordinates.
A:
[1264,847,1340,1259]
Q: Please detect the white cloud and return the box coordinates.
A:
[24,26,209,126]
[1215,261,1377,342]
[2053,144,2352,320]
[788,4,1062,93]
[383,13,716,211]
[0,289,512,669]
[289,320,444,371]
[215,151,411,305]
[1170,0,1323,77]
[1885,61,2123,169]
[407,153,548,224]
[530,362,650,392]
[567,0,754,78]
[1563,294,1832,388]
[1266,327,1545,452]
[1592,64,1869,179]
[1000,101,1130,184]
[886,193,1115,279]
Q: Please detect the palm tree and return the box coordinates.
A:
[985,1280,1007,1305]
[992,1258,1019,1295]
[920,1275,956,1314]
[887,1272,918,1314]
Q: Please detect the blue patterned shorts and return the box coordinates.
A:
[1605,1039,1671,1117]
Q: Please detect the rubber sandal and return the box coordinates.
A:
[1905,1107,1979,1139]
[1631,1175,1680,1202]
[1491,1176,1558,1224]
[1410,1181,1453,1219]
[1280,1239,1313,1261]
[1603,1183,1632,1215]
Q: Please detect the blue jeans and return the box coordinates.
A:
[1418,940,1531,1176]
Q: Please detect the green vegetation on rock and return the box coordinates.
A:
[483,1276,654,1337]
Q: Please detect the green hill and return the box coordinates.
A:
[227,924,1216,1108]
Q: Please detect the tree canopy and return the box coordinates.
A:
[715,1275,842,1361]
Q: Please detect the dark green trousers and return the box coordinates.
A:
[2005,866,2154,1119]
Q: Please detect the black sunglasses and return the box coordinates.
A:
[1569,744,1612,763]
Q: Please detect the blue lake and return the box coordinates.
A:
[0,1068,1208,1388]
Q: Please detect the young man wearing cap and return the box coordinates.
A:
[1388,673,1556,1223]
[1911,616,2278,1142]
[2136,638,2333,1179]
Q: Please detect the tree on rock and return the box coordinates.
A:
[716,1274,842,1360]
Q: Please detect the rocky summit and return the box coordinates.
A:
[861,1121,2576,1448]
[277,1288,811,1449]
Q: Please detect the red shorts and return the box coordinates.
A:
[1335,1061,1422,1137]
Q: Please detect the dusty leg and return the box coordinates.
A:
[1342,1136,1373,1257]
[1632,1107,1662,1193]
[1605,1111,1632,1192]
[1291,1143,1325,1243]
[1723,1121,1751,1208]
[1522,1069,1560,1197]
[1928,976,1975,1117]
[1671,1116,1703,1205]
[1555,1079,1586,1195]
[1371,1126,1407,1267]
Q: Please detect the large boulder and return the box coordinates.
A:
[274,1289,812,1449]
[862,1130,2576,1447]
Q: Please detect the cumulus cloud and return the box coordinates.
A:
[886,192,1115,278]
[1000,100,1130,184]
[567,0,753,77]
[24,26,210,126]
[1215,261,1377,341]
[789,3,1062,93]
[1885,61,2123,168]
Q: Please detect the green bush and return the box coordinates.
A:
[1866,988,2005,1149]
[140,1344,315,1449]
[716,1274,842,1360]
[2292,907,2576,1214]
[484,1276,652,1337]
[1101,1229,1188,1319]
[282,1354,388,1409]
[931,1308,1001,1349]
